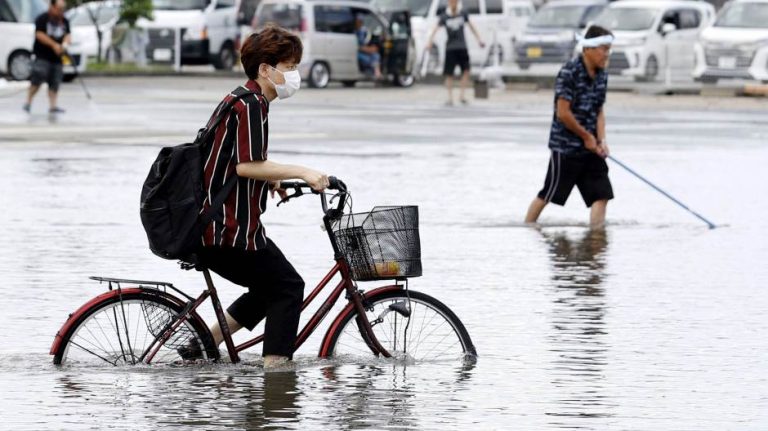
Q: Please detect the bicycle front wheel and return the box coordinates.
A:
[53,290,218,366]
[323,289,477,362]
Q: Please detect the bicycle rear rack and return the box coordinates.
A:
[89,276,194,301]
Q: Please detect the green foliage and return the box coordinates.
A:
[119,0,153,27]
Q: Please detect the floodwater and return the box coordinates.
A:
[1,78,767,430]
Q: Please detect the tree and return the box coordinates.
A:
[119,0,153,28]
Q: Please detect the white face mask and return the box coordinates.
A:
[268,66,301,99]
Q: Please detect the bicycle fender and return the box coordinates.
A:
[49,287,196,356]
[318,284,402,358]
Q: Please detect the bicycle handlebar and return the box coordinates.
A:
[277,176,348,219]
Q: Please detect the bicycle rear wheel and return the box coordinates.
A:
[323,289,476,362]
[53,291,218,365]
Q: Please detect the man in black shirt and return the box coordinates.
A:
[426,0,485,106]
[24,0,71,114]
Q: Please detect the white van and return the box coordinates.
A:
[0,0,48,80]
[591,0,715,82]
[253,0,416,88]
[693,0,768,83]
[139,0,239,69]
[372,0,535,75]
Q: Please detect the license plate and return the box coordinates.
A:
[718,56,737,69]
[153,48,172,62]
[526,47,542,59]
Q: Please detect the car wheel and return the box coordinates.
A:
[308,62,330,88]
[394,73,414,87]
[8,51,32,81]
[213,43,235,70]
[341,80,356,88]
[635,55,658,82]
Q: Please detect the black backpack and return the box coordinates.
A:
[140,91,257,262]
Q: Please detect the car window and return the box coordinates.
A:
[437,0,480,16]
[529,5,587,28]
[315,5,355,34]
[6,0,47,23]
[153,0,208,11]
[581,5,604,26]
[217,0,236,7]
[486,0,503,15]
[259,3,303,31]
[677,8,701,29]
[593,7,657,31]
[67,5,120,27]
[354,10,385,37]
[0,0,16,22]
[715,2,768,28]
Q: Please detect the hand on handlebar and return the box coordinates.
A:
[303,169,330,192]
[269,180,288,200]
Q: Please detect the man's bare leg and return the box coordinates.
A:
[444,76,454,104]
[25,85,41,110]
[590,200,607,228]
[459,70,471,103]
[525,197,547,224]
[209,311,243,347]
[48,90,59,111]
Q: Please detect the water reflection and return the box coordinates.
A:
[539,228,615,424]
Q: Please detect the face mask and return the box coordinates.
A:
[268,67,301,99]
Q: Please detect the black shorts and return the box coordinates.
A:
[30,58,64,92]
[444,49,470,76]
[537,151,614,207]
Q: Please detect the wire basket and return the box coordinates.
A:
[142,300,194,350]
[332,206,422,281]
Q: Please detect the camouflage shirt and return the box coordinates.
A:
[548,55,608,156]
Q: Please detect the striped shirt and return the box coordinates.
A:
[201,80,270,250]
[548,55,608,156]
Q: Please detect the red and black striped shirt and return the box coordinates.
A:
[201,80,270,250]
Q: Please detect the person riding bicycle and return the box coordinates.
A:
[185,25,330,368]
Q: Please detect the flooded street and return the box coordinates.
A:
[1,77,767,429]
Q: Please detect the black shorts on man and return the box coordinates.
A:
[444,49,470,76]
[30,59,64,92]
[537,151,613,207]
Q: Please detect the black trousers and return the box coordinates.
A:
[197,239,305,358]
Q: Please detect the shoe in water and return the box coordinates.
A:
[177,342,204,360]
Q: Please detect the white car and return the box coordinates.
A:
[0,0,48,80]
[591,0,715,82]
[693,0,768,83]
[372,0,536,75]
[138,0,239,70]
[63,1,122,79]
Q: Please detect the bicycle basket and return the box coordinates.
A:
[332,206,422,281]
[142,300,195,350]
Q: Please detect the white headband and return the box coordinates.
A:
[579,35,614,48]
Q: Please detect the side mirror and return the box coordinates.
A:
[661,22,676,35]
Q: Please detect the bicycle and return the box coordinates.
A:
[50,178,477,366]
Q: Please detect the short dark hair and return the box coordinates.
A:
[584,25,613,40]
[241,25,303,80]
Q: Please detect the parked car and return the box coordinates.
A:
[371,0,535,75]
[693,0,768,83]
[0,0,48,80]
[253,0,416,87]
[514,0,607,70]
[138,0,239,69]
[591,0,714,82]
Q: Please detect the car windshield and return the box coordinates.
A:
[257,4,303,30]
[594,7,657,31]
[6,0,47,23]
[714,2,768,28]
[66,4,120,26]
[153,0,208,11]
[370,0,431,17]
[528,5,587,28]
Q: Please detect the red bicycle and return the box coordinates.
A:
[50,178,476,365]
